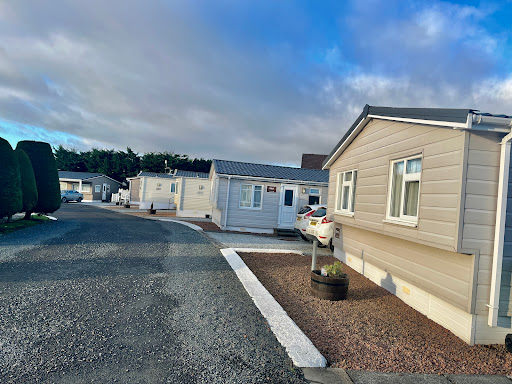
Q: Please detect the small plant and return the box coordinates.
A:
[322,261,344,278]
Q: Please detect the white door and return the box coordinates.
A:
[102,183,107,201]
[278,185,298,229]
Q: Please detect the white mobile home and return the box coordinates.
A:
[209,159,329,233]
[128,172,178,210]
[174,171,211,218]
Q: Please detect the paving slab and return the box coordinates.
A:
[445,374,512,383]
[303,368,353,384]
[347,371,450,384]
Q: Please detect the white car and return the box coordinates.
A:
[294,204,324,241]
[305,206,334,251]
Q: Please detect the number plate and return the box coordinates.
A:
[310,221,317,226]
[297,218,301,221]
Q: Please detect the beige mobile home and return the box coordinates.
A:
[173,171,211,218]
[209,159,329,233]
[323,105,512,345]
[129,172,178,210]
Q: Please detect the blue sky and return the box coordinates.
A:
[0,0,511,165]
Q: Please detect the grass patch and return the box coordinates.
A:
[0,215,51,235]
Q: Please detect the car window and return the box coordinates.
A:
[298,206,311,215]
[311,207,327,217]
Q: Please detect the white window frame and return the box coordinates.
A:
[81,184,91,193]
[170,183,176,193]
[385,155,422,225]
[335,169,357,215]
[95,185,101,193]
[239,184,263,210]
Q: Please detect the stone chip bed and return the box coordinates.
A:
[238,252,512,375]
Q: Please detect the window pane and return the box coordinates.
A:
[240,185,252,207]
[351,171,357,212]
[310,188,320,195]
[253,186,262,208]
[312,208,326,217]
[344,171,352,182]
[342,185,350,210]
[403,181,420,216]
[170,183,175,193]
[336,174,343,211]
[284,189,294,206]
[309,195,320,205]
[298,206,312,214]
[406,158,422,174]
[390,161,404,217]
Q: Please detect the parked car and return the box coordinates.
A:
[61,190,83,203]
[294,204,323,241]
[305,206,334,251]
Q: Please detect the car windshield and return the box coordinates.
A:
[298,206,312,215]
[311,207,326,217]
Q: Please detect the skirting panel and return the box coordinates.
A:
[333,247,475,344]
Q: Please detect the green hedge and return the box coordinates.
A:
[16,141,61,214]
[0,138,22,219]
[15,148,38,214]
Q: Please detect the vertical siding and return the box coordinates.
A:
[328,118,465,251]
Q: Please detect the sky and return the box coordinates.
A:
[0,0,511,166]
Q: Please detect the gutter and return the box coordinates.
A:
[216,174,328,186]
[488,128,512,327]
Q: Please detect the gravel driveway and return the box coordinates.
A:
[0,204,307,383]
[205,232,332,256]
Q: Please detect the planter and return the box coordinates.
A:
[147,209,157,214]
[124,204,131,208]
[311,270,349,301]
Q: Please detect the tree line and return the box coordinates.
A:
[1,138,61,221]
[54,146,212,183]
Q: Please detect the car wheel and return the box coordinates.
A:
[61,197,67,203]
[299,233,309,241]
[77,197,82,203]
[329,240,334,252]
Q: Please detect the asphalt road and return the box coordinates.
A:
[0,204,307,383]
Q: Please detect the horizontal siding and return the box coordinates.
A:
[332,225,474,312]
[327,118,465,251]
[181,178,212,211]
[140,178,175,205]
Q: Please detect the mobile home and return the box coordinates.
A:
[58,171,121,202]
[209,159,329,233]
[173,171,211,218]
[323,105,512,345]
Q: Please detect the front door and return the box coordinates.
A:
[102,183,107,201]
[278,185,298,229]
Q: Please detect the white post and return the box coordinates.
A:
[79,180,82,192]
[311,240,318,271]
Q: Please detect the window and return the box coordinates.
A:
[309,188,321,205]
[72,183,80,191]
[170,183,176,193]
[81,184,91,193]
[95,185,101,193]
[387,156,422,223]
[239,184,263,209]
[335,170,357,213]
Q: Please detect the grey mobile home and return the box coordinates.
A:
[209,159,329,233]
[59,171,121,202]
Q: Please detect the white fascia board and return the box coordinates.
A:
[366,114,469,129]
[215,173,328,186]
[322,117,371,170]
[59,178,81,182]
[82,175,122,184]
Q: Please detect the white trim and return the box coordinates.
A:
[367,114,469,129]
[220,247,327,367]
[488,131,512,327]
[382,219,417,228]
[239,183,263,210]
[334,169,357,214]
[216,174,327,187]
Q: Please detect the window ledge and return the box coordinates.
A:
[382,219,417,228]
[334,211,354,218]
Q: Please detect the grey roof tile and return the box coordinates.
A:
[58,171,104,180]
[213,159,329,183]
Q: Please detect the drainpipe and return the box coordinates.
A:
[488,130,512,327]
[223,176,232,229]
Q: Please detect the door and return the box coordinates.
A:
[278,185,298,228]
[102,183,107,201]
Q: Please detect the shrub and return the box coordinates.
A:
[322,261,345,278]
[16,141,61,214]
[15,148,38,214]
[0,138,22,221]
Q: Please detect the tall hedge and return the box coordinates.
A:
[0,137,22,220]
[15,148,38,214]
[16,141,61,214]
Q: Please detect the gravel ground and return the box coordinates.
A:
[206,232,332,256]
[183,221,222,231]
[0,205,307,383]
[238,252,512,375]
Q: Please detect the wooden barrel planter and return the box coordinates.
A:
[124,204,131,208]
[147,209,157,214]
[311,270,349,301]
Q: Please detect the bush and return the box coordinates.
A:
[15,148,38,214]
[0,138,22,220]
[16,141,61,214]
[322,261,345,278]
